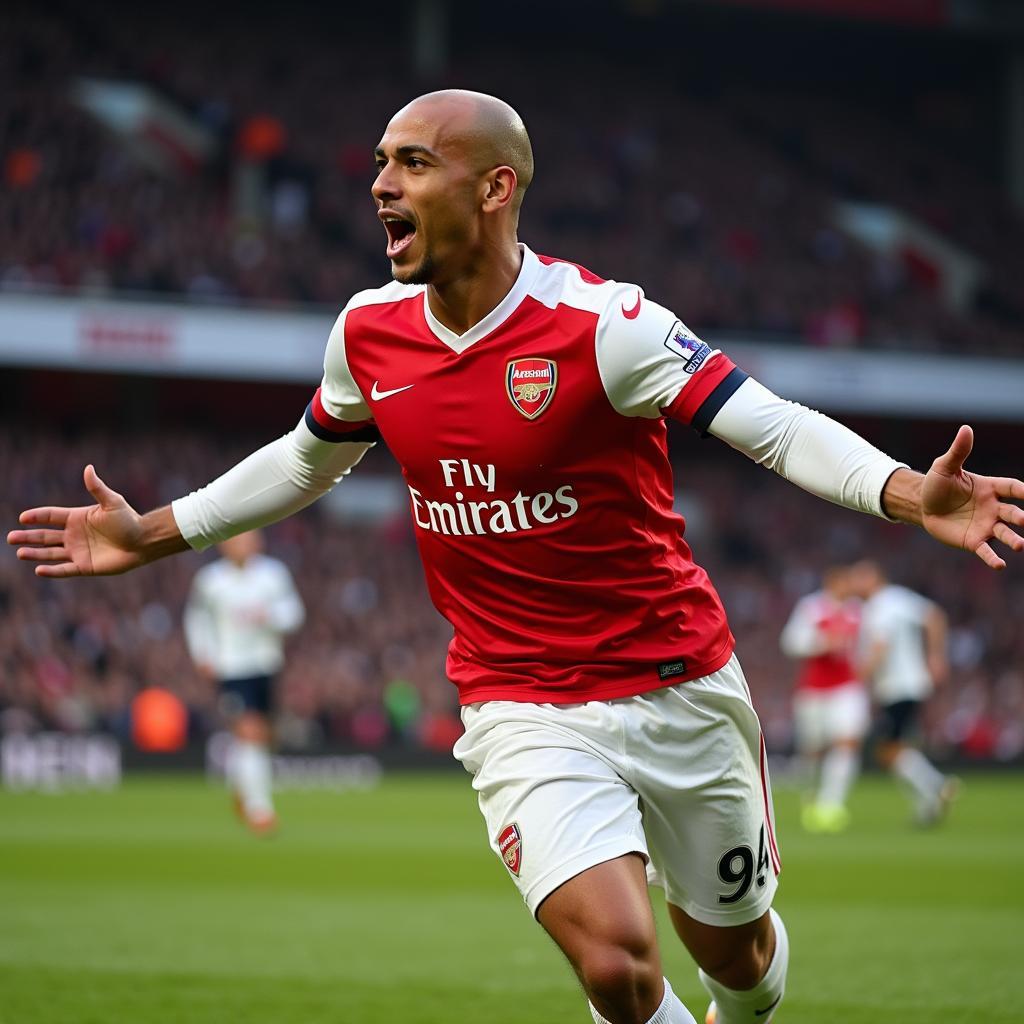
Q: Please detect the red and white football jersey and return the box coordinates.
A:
[305,245,747,704]
[780,590,861,692]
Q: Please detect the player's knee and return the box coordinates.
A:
[577,932,660,1015]
[699,924,774,991]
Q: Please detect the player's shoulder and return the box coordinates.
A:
[331,281,426,335]
[346,280,425,312]
[249,553,291,578]
[194,558,227,587]
[799,589,828,611]
[529,251,637,317]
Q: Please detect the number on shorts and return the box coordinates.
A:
[755,823,769,888]
[717,826,769,905]
[716,845,754,904]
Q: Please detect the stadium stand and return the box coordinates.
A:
[2,5,1022,354]
[2,3,1022,765]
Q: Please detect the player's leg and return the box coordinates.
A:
[453,701,697,1024]
[222,676,276,832]
[538,854,696,1024]
[876,700,953,824]
[811,683,869,830]
[669,907,788,1024]
[790,690,823,825]
[631,656,787,1024]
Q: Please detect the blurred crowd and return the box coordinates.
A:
[2,425,1022,763]
[2,7,1023,354]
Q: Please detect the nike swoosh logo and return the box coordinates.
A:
[754,994,782,1017]
[371,381,415,401]
[621,291,642,319]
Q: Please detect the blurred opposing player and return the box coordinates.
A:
[10,91,1024,1024]
[184,529,304,833]
[850,560,957,826]
[779,565,867,832]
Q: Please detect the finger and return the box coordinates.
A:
[993,522,1024,553]
[999,503,1024,528]
[932,424,974,476]
[83,465,124,510]
[995,478,1024,502]
[34,562,84,579]
[7,529,65,547]
[17,546,70,562]
[18,507,71,528]
[974,540,1006,571]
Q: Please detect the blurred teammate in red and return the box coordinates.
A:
[780,565,867,833]
[10,91,1024,1024]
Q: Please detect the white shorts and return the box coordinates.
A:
[453,654,781,925]
[792,682,869,753]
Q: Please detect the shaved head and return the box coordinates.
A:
[390,89,534,214]
[372,89,533,288]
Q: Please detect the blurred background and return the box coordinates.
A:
[2,0,1023,782]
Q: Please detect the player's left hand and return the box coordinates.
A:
[921,425,1024,570]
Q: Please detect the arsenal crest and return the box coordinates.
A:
[506,358,557,420]
[497,822,522,876]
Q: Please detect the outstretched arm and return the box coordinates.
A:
[708,380,1024,570]
[8,417,372,578]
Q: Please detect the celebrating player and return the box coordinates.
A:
[780,564,868,833]
[9,91,1024,1024]
[849,560,958,826]
[184,529,305,834]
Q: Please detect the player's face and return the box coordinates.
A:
[372,112,484,285]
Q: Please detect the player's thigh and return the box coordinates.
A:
[823,683,870,744]
[635,656,781,928]
[792,691,827,754]
[454,701,648,917]
[876,699,921,743]
[220,674,273,718]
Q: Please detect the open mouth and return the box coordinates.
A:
[381,215,417,260]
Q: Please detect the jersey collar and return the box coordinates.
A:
[422,243,539,354]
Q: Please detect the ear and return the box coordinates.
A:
[481,166,518,213]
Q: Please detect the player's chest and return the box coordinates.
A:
[347,315,617,481]
[208,573,273,620]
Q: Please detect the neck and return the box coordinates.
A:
[426,238,522,336]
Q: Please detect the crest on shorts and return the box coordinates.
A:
[497,822,523,876]
[506,358,557,420]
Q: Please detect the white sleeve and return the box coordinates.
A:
[779,596,828,658]
[708,377,907,520]
[319,305,372,421]
[594,285,728,418]
[171,417,372,551]
[171,301,378,551]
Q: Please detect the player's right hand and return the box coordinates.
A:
[7,465,147,578]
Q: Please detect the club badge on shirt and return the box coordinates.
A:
[506,358,557,420]
[497,822,523,875]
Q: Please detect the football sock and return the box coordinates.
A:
[231,740,274,818]
[589,978,697,1024]
[817,745,859,808]
[698,909,788,1024]
[891,748,945,802]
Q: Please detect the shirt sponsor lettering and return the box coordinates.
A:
[408,459,580,537]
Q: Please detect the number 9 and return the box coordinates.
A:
[717,845,754,905]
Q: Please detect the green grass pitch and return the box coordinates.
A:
[0,773,1021,1023]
